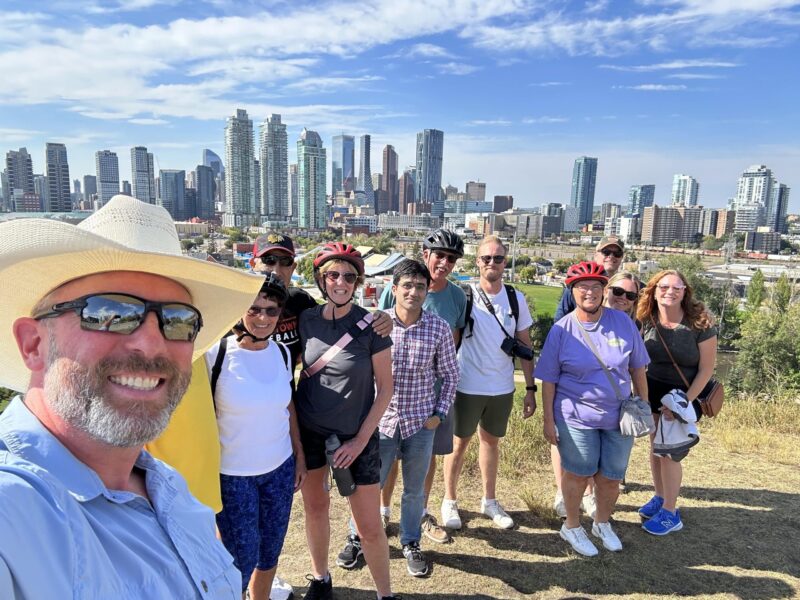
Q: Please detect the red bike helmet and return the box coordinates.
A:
[565,261,608,287]
[313,242,365,276]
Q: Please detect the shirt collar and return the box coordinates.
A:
[0,396,175,504]
[388,307,430,329]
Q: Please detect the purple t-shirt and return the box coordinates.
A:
[534,308,650,430]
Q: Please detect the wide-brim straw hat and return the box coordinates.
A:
[0,194,263,392]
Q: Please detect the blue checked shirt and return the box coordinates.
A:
[379,308,459,439]
[0,397,241,599]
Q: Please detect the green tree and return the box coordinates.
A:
[553,258,572,274]
[207,239,217,254]
[706,281,742,348]
[295,255,315,283]
[702,235,724,251]
[746,269,766,313]
[193,236,204,247]
[771,273,793,315]
[519,266,537,283]
[180,239,196,251]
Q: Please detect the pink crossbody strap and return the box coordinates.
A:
[300,311,375,380]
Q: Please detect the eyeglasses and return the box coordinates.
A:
[246,305,282,317]
[261,254,294,267]
[479,255,506,265]
[610,286,638,301]
[323,270,358,284]
[600,248,624,258]
[432,250,458,264]
[657,284,686,293]
[33,293,203,342]
[574,284,604,294]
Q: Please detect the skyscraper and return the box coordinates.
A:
[159,169,186,220]
[121,180,132,196]
[382,145,398,213]
[671,174,699,206]
[288,163,298,218]
[131,146,156,204]
[466,181,486,202]
[399,167,416,215]
[735,165,773,208]
[297,129,327,229]
[331,135,355,195]
[259,114,289,218]
[767,183,790,233]
[45,143,71,212]
[83,174,97,202]
[628,184,655,214]
[195,165,216,220]
[95,150,120,205]
[415,129,444,216]
[224,108,257,226]
[494,195,513,212]
[202,149,224,178]
[358,134,374,208]
[570,156,597,225]
[5,148,35,196]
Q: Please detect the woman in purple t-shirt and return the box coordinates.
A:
[535,262,650,557]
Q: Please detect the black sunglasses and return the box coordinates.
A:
[479,255,506,265]
[323,271,358,284]
[247,305,282,317]
[601,248,624,258]
[432,250,458,264]
[610,286,638,301]
[33,293,203,342]
[261,254,294,267]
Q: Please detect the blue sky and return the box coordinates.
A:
[2,0,799,212]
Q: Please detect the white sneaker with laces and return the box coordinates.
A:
[559,523,599,557]
[441,499,462,529]
[553,490,567,519]
[591,521,622,551]
[581,493,598,520]
[270,575,294,600]
[481,498,514,529]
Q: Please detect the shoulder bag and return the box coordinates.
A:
[650,319,724,418]
[572,313,654,437]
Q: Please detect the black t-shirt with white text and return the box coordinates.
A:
[270,287,318,366]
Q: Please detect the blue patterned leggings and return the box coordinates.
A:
[216,455,295,592]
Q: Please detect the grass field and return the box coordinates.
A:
[514,283,563,319]
[277,390,800,599]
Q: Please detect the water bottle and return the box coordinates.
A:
[325,434,356,496]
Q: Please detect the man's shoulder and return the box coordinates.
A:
[422,310,451,332]
[0,452,70,521]
[289,286,316,305]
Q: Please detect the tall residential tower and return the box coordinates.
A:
[570,156,597,225]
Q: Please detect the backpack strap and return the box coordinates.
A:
[210,336,228,410]
[457,284,474,348]
[504,284,519,325]
[277,342,290,371]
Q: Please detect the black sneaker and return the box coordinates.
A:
[402,541,429,577]
[335,534,363,569]
[303,574,332,600]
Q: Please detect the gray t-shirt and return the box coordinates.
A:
[295,304,393,436]
[643,319,717,386]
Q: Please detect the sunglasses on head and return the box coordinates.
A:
[33,292,203,342]
[261,254,294,267]
[601,248,624,258]
[432,250,458,264]
[247,305,282,317]
[609,286,638,301]
[479,255,506,265]
[323,270,358,284]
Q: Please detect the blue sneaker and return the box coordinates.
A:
[642,508,683,536]
[638,495,664,519]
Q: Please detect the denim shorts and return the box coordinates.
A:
[555,420,633,481]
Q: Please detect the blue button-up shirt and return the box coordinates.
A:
[0,397,241,599]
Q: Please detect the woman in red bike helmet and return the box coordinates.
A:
[535,261,650,557]
[295,242,398,600]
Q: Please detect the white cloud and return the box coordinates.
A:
[436,61,481,75]
[530,81,571,87]
[616,84,688,91]
[0,127,44,143]
[666,72,725,79]
[403,43,456,59]
[129,118,170,125]
[283,75,385,94]
[466,119,512,126]
[523,116,569,123]
[600,59,740,71]
[585,0,609,13]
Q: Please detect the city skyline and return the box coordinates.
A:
[1,1,799,212]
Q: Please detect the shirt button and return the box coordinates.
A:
[201,580,208,592]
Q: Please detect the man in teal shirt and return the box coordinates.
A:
[0,196,262,598]
[376,229,466,544]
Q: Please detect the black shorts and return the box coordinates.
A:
[299,423,381,486]
[647,376,702,421]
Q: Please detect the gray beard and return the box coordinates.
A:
[44,336,191,448]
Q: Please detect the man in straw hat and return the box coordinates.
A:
[0,195,263,598]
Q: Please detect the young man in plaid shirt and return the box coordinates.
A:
[342,259,457,578]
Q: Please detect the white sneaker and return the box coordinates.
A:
[591,521,623,552]
[553,490,567,519]
[441,499,462,529]
[270,576,294,600]
[559,523,599,557]
[581,493,598,520]
[481,498,515,529]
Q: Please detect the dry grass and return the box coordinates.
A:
[276,388,800,599]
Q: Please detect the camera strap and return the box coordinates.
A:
[475,285,516,341]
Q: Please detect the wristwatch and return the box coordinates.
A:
[432,411,446,421]
[525,384,538,392]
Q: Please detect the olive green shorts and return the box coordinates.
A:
[453,391,515,439]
